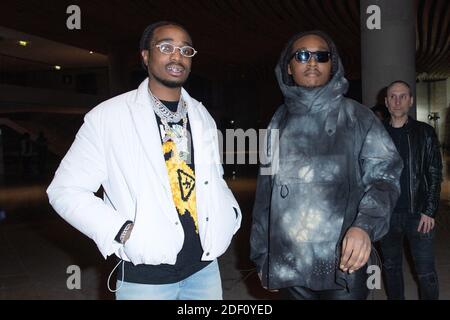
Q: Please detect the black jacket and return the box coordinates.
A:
[250,37,403,290]
[384,117,442,218]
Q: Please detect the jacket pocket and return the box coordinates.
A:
[208,172,241,257]
[121,198,179,265]
[273,155,348,244]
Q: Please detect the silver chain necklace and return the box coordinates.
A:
[148,88,187,123]
[148,88,189,161]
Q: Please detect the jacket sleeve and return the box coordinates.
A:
[250,127,278,272]
[210,115,242,234]
[250,106,285,272]
[352,119,403,242]
[250,170,272,273]
[423,126,443,218]
[46,110,128,259]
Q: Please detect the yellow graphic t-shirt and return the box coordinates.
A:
[162,137,198,233]
[116,103,208,285]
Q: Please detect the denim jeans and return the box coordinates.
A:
[379,211,439,300]
[115,259,222,300]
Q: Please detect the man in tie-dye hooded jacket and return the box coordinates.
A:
[250,30,403,300]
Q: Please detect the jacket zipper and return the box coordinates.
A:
[407,134,414,213]
[133,198,138,223]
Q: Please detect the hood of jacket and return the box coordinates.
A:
[275,30,349,115]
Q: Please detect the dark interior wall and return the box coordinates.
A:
[346,79,363,104]
[0,68,110,96]
[130,66,283,130]
[0,55,109,96]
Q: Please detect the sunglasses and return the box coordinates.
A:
[291,50,331,63]
[155,42,197,58]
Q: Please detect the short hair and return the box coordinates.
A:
[139,21,191,70]
[386,80,412,97]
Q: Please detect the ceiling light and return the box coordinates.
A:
[89,51,94,54]
[54,65,62,70]
[18,40,28,47]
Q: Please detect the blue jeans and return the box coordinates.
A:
[115,259,222,300]
[379,211,439,300]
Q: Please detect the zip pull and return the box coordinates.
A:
[280,185,289,198]
[107,260,125,293]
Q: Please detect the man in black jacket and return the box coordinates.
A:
[380,80,442,300]
[250,31,403,300]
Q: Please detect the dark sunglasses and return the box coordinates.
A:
[291,50,331,63]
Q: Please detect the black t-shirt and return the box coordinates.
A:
[117,100,211,284]
[386,124,410,211]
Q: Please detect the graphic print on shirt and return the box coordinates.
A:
[162,137,198,233]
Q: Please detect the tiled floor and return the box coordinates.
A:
[1,160,450,300]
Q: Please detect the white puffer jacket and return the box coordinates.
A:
[47,78,241,265]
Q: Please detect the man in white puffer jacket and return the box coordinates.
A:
[47,21,241,300]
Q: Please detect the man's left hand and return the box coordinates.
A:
[417,214,435,233]
[340,227,371,274]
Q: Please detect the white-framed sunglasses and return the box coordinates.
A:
[155,42,197,58]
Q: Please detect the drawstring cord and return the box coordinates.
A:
[107,259,125,293]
